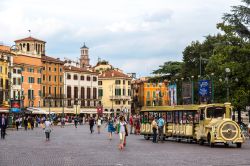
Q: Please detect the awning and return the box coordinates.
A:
[27,107,48,114]
[0,108,9,113]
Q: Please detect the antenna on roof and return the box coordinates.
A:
[28,30,31,37]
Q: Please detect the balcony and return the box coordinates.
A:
[109,95,131,100]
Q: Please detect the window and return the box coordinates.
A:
[115,80,121,85]
[13,69,17,73]
[38,68,42,73]
[43,67,45,70]
[28,77,35,83]
[37,78,42,84]
[49,76,51,82]
[123,80,125,84]
[60,87,62,96]
[93,88,97,99]
[98,81,102,85]
[54,68,57,72]
[0,66,2,73]
[60,76,63,83]
[17,69,21,74]
[98,89,103,97]
[67,86,71,98]
[87,76,91,81]
[13,78,16,85]
[17,78,21,85]
[74,87,78,98]
[21,76,24,83]
[123,89,126,96]
[73,74,78,80]
[115,101,121,105]
[67,74,71,79]
[43,75,45,81]
[80,76,84,81]
[59,68,62,72]
[153,91,156,98]
[128,89,131,96]
[123,101,126,105]
[115,88,121,96]
[39,90,42,97]
[54,87,57,97]
[27,43,30,51]
[28,68,34,72]
[49,87,51,94]
[87,87,91,99]
[43,86,46,97]
[93,77,97,81]
[49,67,51,71]
[81,87,85,107]
[147,91,150,98]
[28,89,34,100]
[54,76,57,82]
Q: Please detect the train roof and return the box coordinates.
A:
[140,103,230,112]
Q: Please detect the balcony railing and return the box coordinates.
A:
[109,95,131,100]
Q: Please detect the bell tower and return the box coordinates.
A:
[80,43,90,68]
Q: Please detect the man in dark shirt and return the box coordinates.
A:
[89,117,95,133]
[0,114,8,139]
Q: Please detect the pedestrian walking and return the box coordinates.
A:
[74,116,78,128]
[157,116,165,142]
[135,115,140,135]
[61,116,65,128]
[0,114,8,139]
[97,117,102,134]
[106,117,115,140]
[24,117,28,131]
[151,117,158,143]
[117,116,128,150]
[89,117,94,133]
[30,117,34,130]
[15,117,19,131]
[44,118,52,141]
[129,115,134,134]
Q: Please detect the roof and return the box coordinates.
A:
[15,36,46,43]
[64,65,97,74]
[99,69,130,79]
[0,45,10,52]
[81,43,88,49]
[42,55,64,64]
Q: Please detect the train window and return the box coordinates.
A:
[183,112,187,124]
[200,108,205,120]
[174,111,179,124]
[207,107,225,118]
[179,111,183,124]
[162,112,166,121]
[194,111,199,123]
[186,111,194,124]
[143,112,149,123]
[167,112,173,123]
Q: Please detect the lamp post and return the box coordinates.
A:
[225,68,230,102]
[211,73,214,103]
[191,76,194,104]
[181,77,184,105]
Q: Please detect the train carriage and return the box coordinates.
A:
[140,103,245,148]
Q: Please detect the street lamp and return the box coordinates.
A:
[225,68,230,102]
[191,76,194,104]
[211,73,214,103]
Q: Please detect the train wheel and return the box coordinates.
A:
[236,143,242,148]
[207,134,214,148]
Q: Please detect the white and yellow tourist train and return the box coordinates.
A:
[140,103,245,148]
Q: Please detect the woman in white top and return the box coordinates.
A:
[44,118,52,141]
[97,117,102,134]
[118,116,127,150]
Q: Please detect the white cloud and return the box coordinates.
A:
[0,0,241,75]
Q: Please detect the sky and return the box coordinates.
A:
[0,0,240,77]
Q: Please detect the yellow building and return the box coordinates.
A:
[98,69,132,117]
[0,45,13,108]
[132,78,169,112]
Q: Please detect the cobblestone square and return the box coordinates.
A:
[0,125,250,166]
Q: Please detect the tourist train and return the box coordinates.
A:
[140,103,245,148]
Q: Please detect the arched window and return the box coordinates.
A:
[19,44,22,50]
[27,43,30,51]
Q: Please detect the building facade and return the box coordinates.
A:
[41,55,64,108]
[63,65,99,115]
[0,45,13,108]
[13,37,44,107]
[98,69,132,117]
[132,78,169,112]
